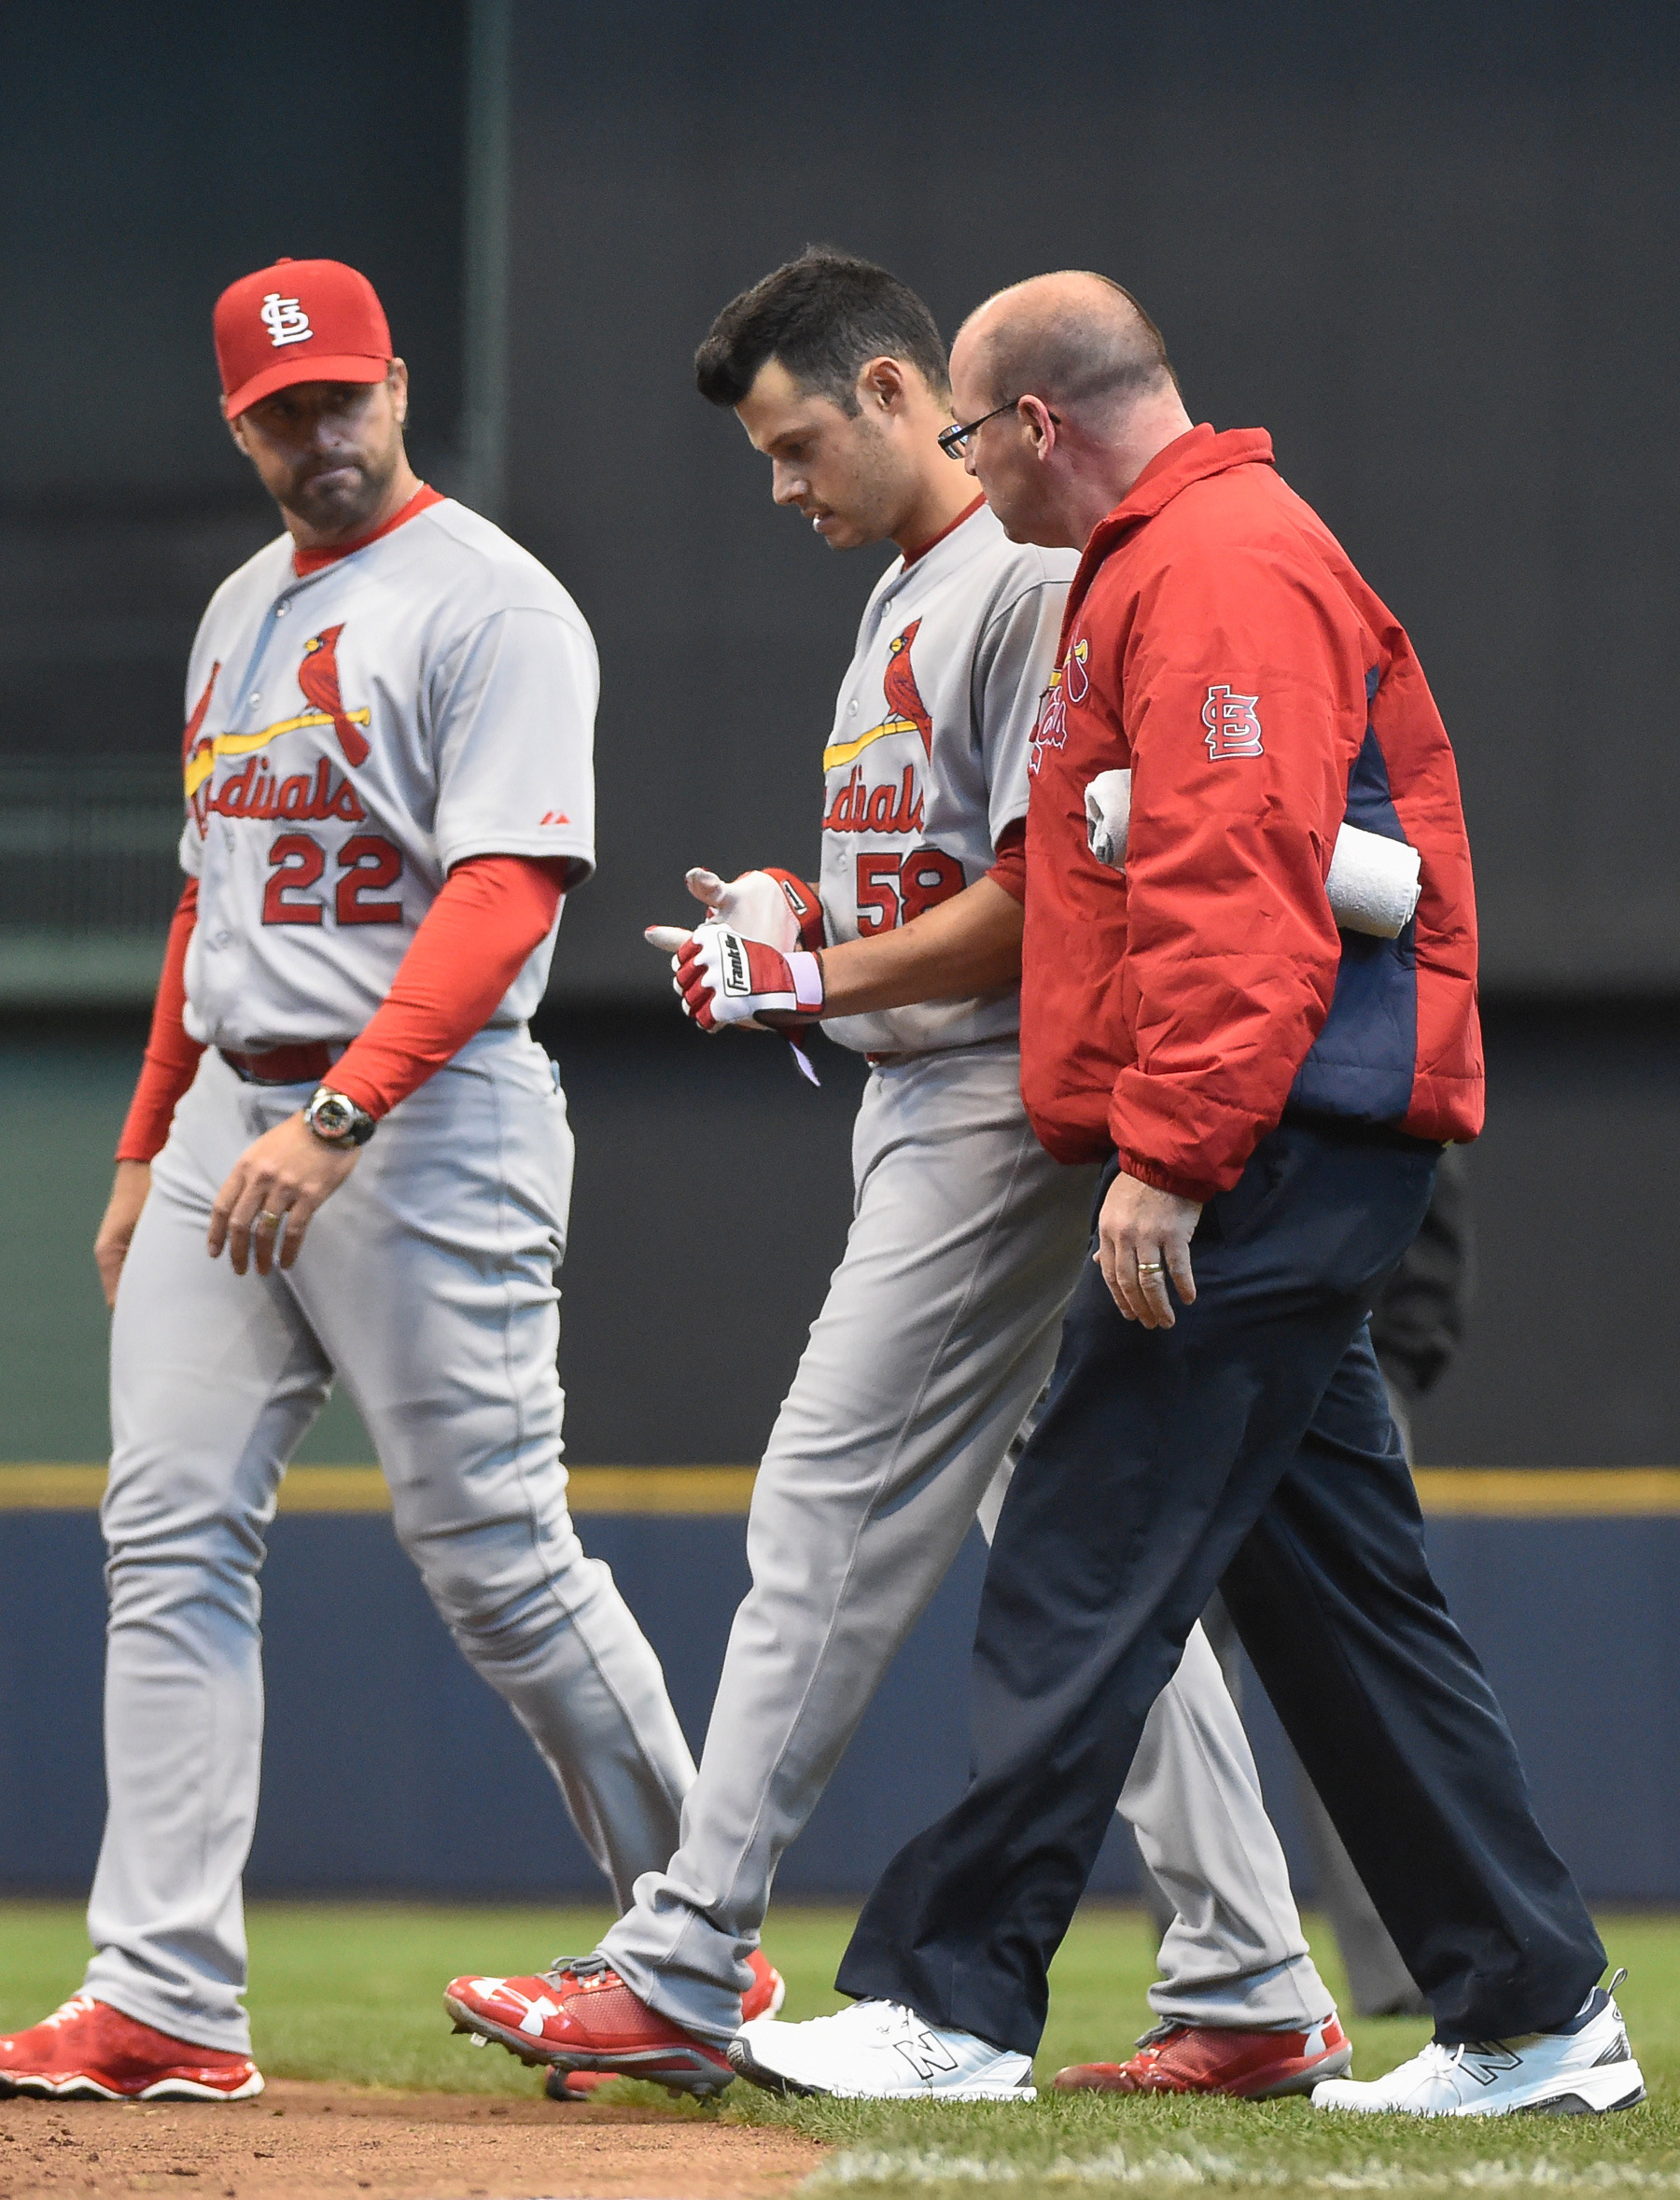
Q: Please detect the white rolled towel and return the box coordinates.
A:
[1323,820,1422,938]
[1083,768,1421,940]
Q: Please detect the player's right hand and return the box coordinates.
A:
[673,921,825,1031]
[94,1160,152,1310]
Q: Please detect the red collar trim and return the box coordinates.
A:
[292,483,444,578]
[901,493,987,568]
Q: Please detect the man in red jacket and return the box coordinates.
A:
[730,274,1641,2118]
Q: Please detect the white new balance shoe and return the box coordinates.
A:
[1312,1976,1645,2118]
[728,1998,1036,2101]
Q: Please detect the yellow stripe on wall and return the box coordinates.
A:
[3,1465,1680,1517]
[0,1464,761,1515]
[1410,1468,1680,1516]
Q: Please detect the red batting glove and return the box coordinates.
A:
[682,866,824,954]
[674,922,825,1031]
[759,868,825,952]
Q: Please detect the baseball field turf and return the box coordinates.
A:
[1,1901,1675,2199]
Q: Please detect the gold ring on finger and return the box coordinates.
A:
[255,1211,283,1233]
[1137,1260,1166,1275]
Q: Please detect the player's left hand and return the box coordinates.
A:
[208,1113,362,1277]
[1095,1170,1201,1329]
[644,863,823,962]
[672,921,825,1032]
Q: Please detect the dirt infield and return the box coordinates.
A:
[0,2080,826,2200]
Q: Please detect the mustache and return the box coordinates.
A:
[293,456,368,489]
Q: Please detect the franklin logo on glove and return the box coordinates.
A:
[665,921,826,1032]
[721,931,752,996]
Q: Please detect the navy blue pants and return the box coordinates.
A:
[836,1121,1603,2055]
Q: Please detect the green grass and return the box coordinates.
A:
[2,1901,1675,2195]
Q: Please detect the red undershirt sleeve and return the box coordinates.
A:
[986,817,1028,905]
[328,854,567,1119]
[116,879,206,1164]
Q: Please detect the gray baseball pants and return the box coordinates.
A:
[602,1042,1331,2045]
[84,1032,694,2053]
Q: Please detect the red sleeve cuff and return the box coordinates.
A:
[987,817,1028,904]
[116,880,205,1163]
[1112,1148,1222,1207]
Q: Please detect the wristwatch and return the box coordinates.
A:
[304,1086,378,1147]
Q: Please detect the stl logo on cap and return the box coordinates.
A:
[215,257,392,417]
[259,292,314,348]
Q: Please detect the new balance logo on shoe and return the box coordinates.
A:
[893,2028,960,2083]
[1311,1977,1645,2117]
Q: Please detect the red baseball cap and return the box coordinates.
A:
[214,257,393,417]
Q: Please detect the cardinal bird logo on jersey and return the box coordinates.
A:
[298,626,371,766]
[1029,637,1089,774]
[182,626,372,832]
[819,617,932,835]
[879,620,934,758]
[182,662,220,763]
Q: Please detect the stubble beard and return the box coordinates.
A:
[287,438,398,539]
[832,413,908,551]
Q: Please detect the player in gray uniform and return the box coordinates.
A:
[444,251,1348,2104]
[0,258,779,2107]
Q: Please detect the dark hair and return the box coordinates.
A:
[695,246,949,413]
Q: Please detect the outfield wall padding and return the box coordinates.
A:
[0,1511,1673,1904]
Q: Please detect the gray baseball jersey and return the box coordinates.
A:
[178,494,596,1053]
[818,502,1075,1058]
[80,491,698,2054]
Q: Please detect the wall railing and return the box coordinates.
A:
[0,763,183,1004]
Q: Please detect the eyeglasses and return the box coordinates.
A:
[937,399,1060,460]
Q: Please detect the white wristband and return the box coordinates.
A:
[786,950,825,1012]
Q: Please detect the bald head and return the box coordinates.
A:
[957,272,1177,423]
[945,273,1192,552]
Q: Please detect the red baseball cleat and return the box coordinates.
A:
[740,1949,787,2024]
[0,1994,264,2102]
[1054,2015,1352,2098]
[447,1949,784,2099]
[539,1951,783,2100]
[545,2065,620,2101]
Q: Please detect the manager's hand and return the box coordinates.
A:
[94,1159,152,1310]
[1096,1170,1201,1329]
[208,1113,361,1278]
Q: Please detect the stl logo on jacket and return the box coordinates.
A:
[1202,684,1264,760]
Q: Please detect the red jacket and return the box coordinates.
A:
[1021,424,1483,1202]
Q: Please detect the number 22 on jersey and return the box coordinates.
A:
[262,834,404,926]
